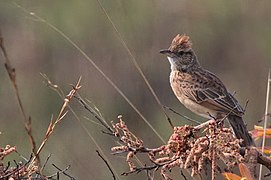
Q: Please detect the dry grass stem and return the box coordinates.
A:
[259,69,271,179]
[95,0,173,129]
[0,31,40,166]
[27,77,82,172]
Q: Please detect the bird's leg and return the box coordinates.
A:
[194,119,216,130]
[216,119,224,130]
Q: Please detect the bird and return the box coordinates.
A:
[160,34,254,147]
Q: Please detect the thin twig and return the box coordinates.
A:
[75,95,113,133]
[40,153,52,173]
[96,150,116,180]
[40,73,65,97]
[83,116,105,127]
[180,170,188,180]
[95,0,174,129]
[47,164,75,180]
[219,105,238,123]
[0,156,32,179]
[121,158,178,176]
[243,99,249,112]
[163,106,201,125]
[15,151,30,162]
[0,31,40,166]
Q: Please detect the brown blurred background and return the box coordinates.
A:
[0,0,270,179]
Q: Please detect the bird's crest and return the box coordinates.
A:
[169,34,192,52]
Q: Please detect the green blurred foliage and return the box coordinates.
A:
[0,0,270,179]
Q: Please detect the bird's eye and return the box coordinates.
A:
[178,51,192,57]
[178,51,185,56]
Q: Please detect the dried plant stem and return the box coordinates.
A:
[0,31,40,165]
[27,77,82,171]
[47,164,75,179]
[42,75,122,180]
[259,69,271,179]
[163,106,201,125]
[95,0,173,129]
[96,150,116,180]
[68,104,122,180]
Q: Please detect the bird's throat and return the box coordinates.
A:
[167,57,178,71]
[167,56,188,72]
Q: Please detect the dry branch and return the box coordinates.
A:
[109,117,271,180]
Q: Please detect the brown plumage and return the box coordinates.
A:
[160,34,253,147]
[169,34,192,53]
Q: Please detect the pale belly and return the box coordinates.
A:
[169,71,219,119]
[176,95,218,119]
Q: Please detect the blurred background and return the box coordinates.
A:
[0,0,270,179]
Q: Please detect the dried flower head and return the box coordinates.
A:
[111,117,245,180]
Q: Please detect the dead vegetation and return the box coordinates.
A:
[0,32,77,179]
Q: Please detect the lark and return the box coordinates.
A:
[160,34,253,147]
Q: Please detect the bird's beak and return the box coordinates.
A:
[159,49,171,55]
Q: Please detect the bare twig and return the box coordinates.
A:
[180,170,188,180]
[27,77,81,172]
[47,164,75,180]
[40,73,64,97]
[40,154,51,173]
[0,154,33,179]
[96,150,116,180]
[75,95,113,133]
[121,164,159,176]
[0,31,40,166]
[243,100,249,113]
[163,106,201,125]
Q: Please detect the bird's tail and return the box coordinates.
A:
[227,115,254,147]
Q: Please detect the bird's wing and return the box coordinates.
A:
[180,69,244,116]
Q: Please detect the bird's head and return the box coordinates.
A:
[160,34,200,72]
